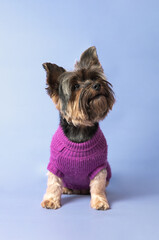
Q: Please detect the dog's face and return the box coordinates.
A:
[43,47,115,126]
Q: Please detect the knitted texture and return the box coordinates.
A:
[47,125,111,190]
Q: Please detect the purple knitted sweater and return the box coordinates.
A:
[47,125,111,190]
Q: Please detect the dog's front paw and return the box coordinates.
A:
[41,198,61,209]
[91,195,110,210]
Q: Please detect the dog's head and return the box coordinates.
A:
[43,46,115,126]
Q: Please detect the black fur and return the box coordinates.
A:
[60,115,98,143]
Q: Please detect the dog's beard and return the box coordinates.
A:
[79,87,108,125]
[89,95,108,119]
[60,93,108,127]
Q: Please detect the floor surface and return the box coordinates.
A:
[1,168,159,240]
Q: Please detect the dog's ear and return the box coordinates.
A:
[75,46,103,71]
[43,63,65,100]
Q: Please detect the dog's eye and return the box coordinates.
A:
[72,84,80,91]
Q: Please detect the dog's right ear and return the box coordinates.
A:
[42,63,65,102]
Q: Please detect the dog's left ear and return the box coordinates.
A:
[43,63,65,101]
[75,46,103,71]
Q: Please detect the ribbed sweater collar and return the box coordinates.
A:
[56,125,103,152]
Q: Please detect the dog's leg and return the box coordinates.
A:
[90,169,110,210]
[41,171,63,209]
[63,187,90,195]
[62,187,74,194]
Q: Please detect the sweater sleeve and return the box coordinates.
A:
[89,164,107,180]
[89,161,112,181]
[47,162,64,179]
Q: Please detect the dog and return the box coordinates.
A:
[41,46,115,210]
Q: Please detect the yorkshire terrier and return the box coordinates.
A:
[41,46,115,210]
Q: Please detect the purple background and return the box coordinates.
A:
[0,0,159,239]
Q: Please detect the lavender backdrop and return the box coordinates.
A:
[0,0,159,239]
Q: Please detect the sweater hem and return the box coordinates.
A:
[89,164,107,180]
[47,163,64,179]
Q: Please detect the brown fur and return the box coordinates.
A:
[42,62,65,102]
[41,172,63,209]
[41,47,115,210]
[43,47,115,127]
[90,169,110,210]
[63,187,90,195]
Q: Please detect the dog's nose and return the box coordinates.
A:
[92,83,101,91]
